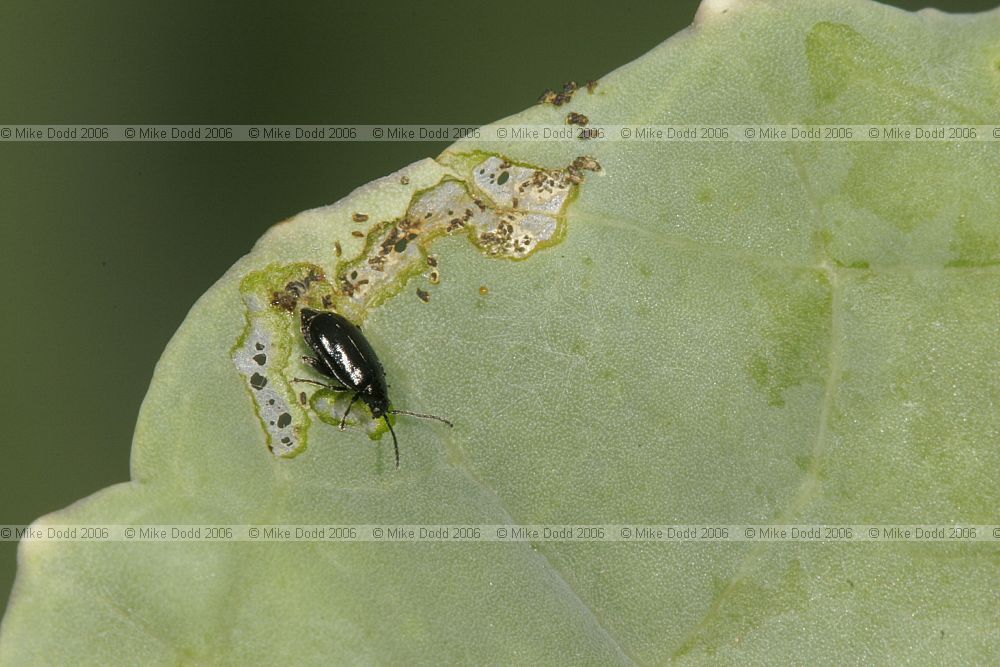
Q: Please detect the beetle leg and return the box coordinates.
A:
[301,355,333,375]
[291,377,349,391]
[340,394,359,431]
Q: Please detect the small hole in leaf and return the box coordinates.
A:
[497,171,510,185]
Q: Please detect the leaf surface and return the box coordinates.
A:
[3,1,999,664]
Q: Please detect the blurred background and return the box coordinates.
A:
[0,0,992,615]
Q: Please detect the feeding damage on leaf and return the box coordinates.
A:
[232,263,335,457]
[232,152,601,457]
[336,153,602,314]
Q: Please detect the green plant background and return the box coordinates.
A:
[0,0,994,644]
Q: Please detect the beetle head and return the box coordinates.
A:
[363,393,390,419]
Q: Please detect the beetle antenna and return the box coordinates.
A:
[383,416,400,468]
[387,409,453,427]
[340,394,359,431]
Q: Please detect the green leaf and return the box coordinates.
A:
[3,0,999,663]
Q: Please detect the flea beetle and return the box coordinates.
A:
[295,308,452,467]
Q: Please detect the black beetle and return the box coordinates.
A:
[294,307,452,467]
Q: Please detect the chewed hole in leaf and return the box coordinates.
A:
[231,154,600,457]
[336,153,600,312]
